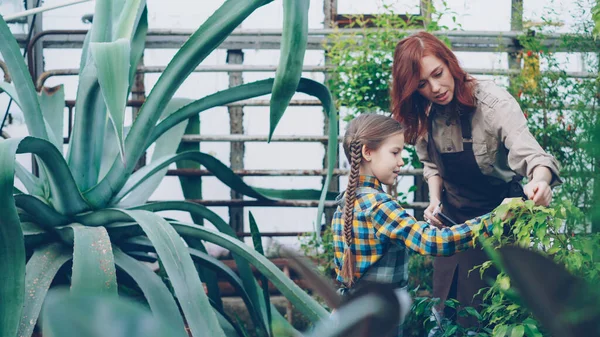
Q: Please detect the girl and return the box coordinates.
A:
[390,31,561,327]
[332,113,495,336]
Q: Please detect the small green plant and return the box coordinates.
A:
[299,226,336,279]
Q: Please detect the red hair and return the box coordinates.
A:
[390,32,476,144]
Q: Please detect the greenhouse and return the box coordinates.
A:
[0,0,598,336]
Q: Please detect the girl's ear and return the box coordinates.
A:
[362,144,371,162]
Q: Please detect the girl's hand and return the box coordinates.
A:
[424,202,444,228]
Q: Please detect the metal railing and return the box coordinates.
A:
[12,25,598,238]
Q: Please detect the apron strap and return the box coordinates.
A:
[427,108,446,177]
[459,110,473,142]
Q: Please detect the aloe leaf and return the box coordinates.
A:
[146,78,338,232]
[170,222,329,322]
[14,194,71,227]
[7,137,89,214]
[0,137,26,337]
[117,98,192,208]
[91,39,131,162]
[112,151,333,205]
[176,112,203,225]
[120,210,226,337]
[71,226,117,295]
[39,85,66,153]
[90,0,115,43]
[99,126,130,181]
[81,202,271,337]
[67,0,117,190]
[103,222,297,336]
[149,79,276,146]
[269,0,309,141]
[302,81,338,238]
[67,64,107,191]
[214,305,244,337]
[249,212,272,334]
[112,151,263,203]
[41,289,179,337]
[0,15,48,139]
[128,6,148,86]
[21,222,54,248]
[113,248,188,337]
[18,243,72,337]
[88,0,273,208]
[0,81,21,108]
[254,187,337,200]
[14,161,44,196]
[303,295,387,337]
[121,237,264,335]
[113,0,146,40]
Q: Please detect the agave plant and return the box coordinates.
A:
[0,0,339,336]
[37,251,411,337]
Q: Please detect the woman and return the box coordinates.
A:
[390,32,561,327]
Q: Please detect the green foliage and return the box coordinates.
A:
[299,226,336,279]
[507,28,600,218]
[408,199,600,337]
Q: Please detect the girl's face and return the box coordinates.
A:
[361,132,405,185]
[416,54,455,106]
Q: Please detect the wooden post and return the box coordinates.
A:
[28,0,43,177]
[509,0,524,85]
[227,50,245,236]
[323,0,339,233]
[133,57,147,171]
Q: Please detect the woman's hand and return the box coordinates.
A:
[523,180,552,206]
[424,201,444,228]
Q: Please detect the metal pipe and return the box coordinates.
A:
[166,168,423,177]
[36,65,599,90]
[4,0,92,22]
[235,231,307,237]
[0,61,11,82]
[35,65,330,89]
[176,199,429,209]
[27,29,88,78]
[180,135,342,142]
[18,29,598,53]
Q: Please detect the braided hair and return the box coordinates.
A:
[339,113,404,286]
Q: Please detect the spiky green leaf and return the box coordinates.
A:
[269,0,309,141]
[39,85,66,153]
[71,226,117,295]
[18,243,71,337]
[117,98,192,207]
[41,289,179,337]
[89,0,273,208]
[0,138,26,337]
[120,210,226,337]
[91,39,132,162]
[0,15,47,139]
[113,248,188,337]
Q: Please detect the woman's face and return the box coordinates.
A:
[416,55,455,105]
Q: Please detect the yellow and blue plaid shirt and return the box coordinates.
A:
[332,175,493,284]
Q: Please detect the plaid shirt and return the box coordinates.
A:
[332,175,493,285]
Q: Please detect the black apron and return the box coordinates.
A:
[427,107,525,326]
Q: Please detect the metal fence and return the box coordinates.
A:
[8,19,599,237]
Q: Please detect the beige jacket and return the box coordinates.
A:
[415,80,562,186]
